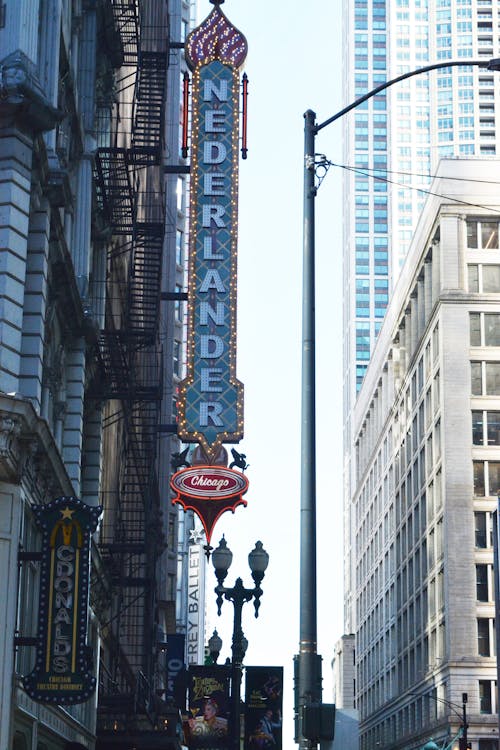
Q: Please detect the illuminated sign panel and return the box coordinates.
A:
[178,4,247,461]
[171,465,248,543]
[23,496,101,704]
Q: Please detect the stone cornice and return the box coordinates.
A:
[0,394,73,498]
[0,50,63,133]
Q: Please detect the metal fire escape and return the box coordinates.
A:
[91,1,177,744]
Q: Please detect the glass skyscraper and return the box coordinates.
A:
[344,0,500,406]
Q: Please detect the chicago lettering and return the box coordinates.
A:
[189,475,231,491]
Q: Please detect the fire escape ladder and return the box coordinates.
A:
[110,0,140,66]
[93,148,136,235]
[96,3,169,735]
[96,330,132,400]
[127,221,164,342]
[130,51,168,166]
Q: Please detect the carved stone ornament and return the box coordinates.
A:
[0,50,63,132]
[0,415,23,481]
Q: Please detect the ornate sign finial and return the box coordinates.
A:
[185,2,247,71]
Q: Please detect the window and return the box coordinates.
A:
[485,363,500,393]
[483,265,500,291]
[477,564,495,602]
[467,219,499,249]
[176,229,184,266]
[174,284,183,322]
[356,324,370,360]
[478,618,495,656]
[176,177,185,212]
[473,461,500,496]
[356,279,370,317]
[13,733,29,750]
[472,410,500,445]
[167,514,176,548]
[470,313,500,346]
[468,264,500,292]
[474,462,485,496]
[468,265,479,291]
[479,680,493,712]
[479,740,498,750]
[356,365,367,391]
[475,511,488,546]
[16,513,40,678]
[356,238,370,274]
[471,362,482,393]
[374,279,388,317]
[489,462,500,494]
[471,362,500,395]
[173,340,182,377]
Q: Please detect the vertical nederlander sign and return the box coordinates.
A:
[23,496,102,704]
[178,0,247,462]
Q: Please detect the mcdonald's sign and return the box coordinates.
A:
[23,496,101,704]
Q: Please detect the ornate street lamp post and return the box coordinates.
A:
[212,536,269,750]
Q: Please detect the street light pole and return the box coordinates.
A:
[212,537,269,750]
[297,107,321,749]
[297,56,500,750]
[460,694,468,750]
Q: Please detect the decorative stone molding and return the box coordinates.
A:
[0,50,63,132]
[0,414,23,480]
[0,394,74,496]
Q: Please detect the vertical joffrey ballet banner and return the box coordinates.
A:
[177,0,247,463]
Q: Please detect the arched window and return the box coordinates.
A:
[12,731,28,750]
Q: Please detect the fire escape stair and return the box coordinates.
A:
[93,148,135,235]
[110,0,140,66]
[127,224,164,342]
[95,7,170,736]
[131,52,168,166]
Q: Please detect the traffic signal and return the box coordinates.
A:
[301,703,336,742]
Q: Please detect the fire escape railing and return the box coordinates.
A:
[92,0,171,736]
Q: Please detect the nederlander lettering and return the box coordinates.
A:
[178,21,245,455]
[197,73,232,428]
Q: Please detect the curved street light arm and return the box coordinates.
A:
[408,691,465,724]
[315,58,500,133]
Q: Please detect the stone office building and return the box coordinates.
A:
[350,160,500,750]
[0,0,190,748]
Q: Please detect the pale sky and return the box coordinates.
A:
[193,2,345,746]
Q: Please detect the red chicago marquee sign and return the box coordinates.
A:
[171,466,248,543]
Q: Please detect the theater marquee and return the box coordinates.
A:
[177,1,247,461]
